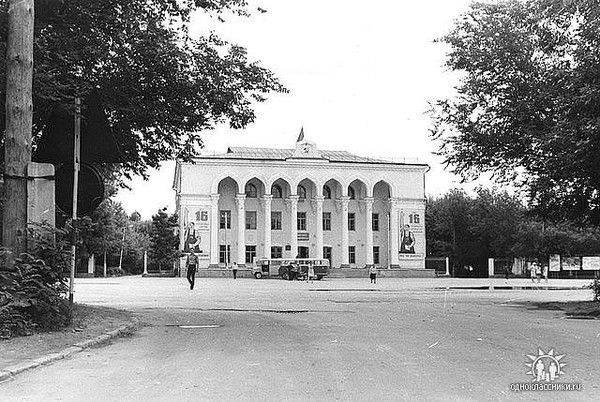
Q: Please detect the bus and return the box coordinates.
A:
[252,258,330,280]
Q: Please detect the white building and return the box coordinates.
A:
[173,135,430,276]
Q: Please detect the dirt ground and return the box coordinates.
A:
[0,304,136,368]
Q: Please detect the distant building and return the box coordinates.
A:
[173,134,429,275]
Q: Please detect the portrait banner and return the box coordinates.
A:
[549,254,561,272]
[182,207,210,259]
[399,210,423,254]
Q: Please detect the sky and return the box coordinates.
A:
[115,0,479,219]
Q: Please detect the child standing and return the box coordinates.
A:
[369,265,377,284]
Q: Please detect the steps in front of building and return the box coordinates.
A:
[329,268,436,278]
[183,268,435,278]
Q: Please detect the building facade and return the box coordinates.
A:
[173,138,429,274]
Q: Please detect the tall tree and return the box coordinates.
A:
[0,0,287,179]
[148,208,178,271]
[426,188,526,275]
[430,0,600,224]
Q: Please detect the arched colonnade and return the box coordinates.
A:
[207,172,402,269]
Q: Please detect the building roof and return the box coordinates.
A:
[198,147,423,165]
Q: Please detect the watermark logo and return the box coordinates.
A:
[510,348,582,392]
[526,348,565,382]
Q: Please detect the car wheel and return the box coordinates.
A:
[254,272,263,279]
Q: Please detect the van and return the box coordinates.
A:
[252,258,330,280]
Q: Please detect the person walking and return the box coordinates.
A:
[542,264,549,283]
[535,262,542,283]
[186,251,198,290]
[307,264,315,283]
[530,262,537,283]
[232,261,238,279]
[369,265,377,284]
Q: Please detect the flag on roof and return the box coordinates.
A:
[296,126,304,142]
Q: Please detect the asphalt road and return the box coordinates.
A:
[1,277,598,401]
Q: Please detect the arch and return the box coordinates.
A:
[272,184,283,198]
[348,186,356,200]
[348,178,369,200]
[270,178,292,199]
[323,178,343,199]
[297,178,317,200]
[373,179,393,199]
[298,185,307,199]
[212,173,243,194]
[266,174,293,195]
[216,177,239,199]
[243,177,266,198]
[245,183,258,198]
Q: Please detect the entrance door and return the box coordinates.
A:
[323,246,332,267]
[298,246,309,258]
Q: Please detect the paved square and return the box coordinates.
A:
[1,277,598,401]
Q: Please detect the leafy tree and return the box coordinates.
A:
[428,188,600,275]
[148,208,179,271]
[73,200,150,274]
[427,188,526,276]
[430,0,600,224]
[0,0,287,178]
[123,213,151,274]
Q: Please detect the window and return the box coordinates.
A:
[323,185,332,199]
[272,184,283,198]
[348,213,355,231]
[246,211,257,230]
[298,246,309,258]
[323,212,331,231]
[219,245,231,264]
[349,246,356,264]
[297,212,306,231]
[219,210,231,229]
[298,185,307,200]
[271,246,282,259]
[245,245,256,264]
[245,183,258,198]
[373,246,380,264]
[372,213,379,231]
[348,186,356,200]
[271,211,282,230]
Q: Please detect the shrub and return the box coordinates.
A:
[0,224,72,338]
[588,278,600,302]
[0,252,71,338]
[107,267,126,277]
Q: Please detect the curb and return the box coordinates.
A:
[0,318,139,382]
[434,286,586,291]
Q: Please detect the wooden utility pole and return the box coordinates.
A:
[3,0,35,258]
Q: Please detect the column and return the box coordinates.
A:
[313,196,324,259]
[209,194,220,267]
[364,197,375,267]
[235,194,246,266]
[340,196,350,268]
[389,198,400,268]
[287,195,299,258]
[262,194,273,258]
